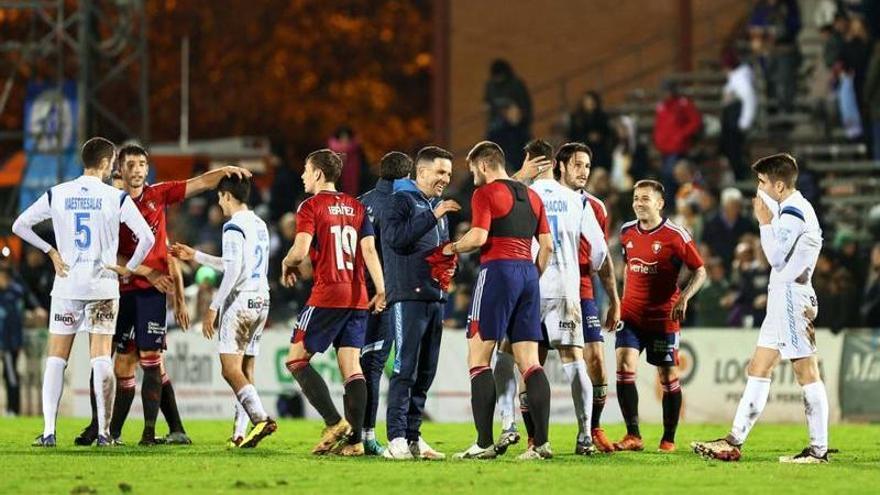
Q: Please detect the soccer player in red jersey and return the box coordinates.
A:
[613,179,706,453]
[75,144,251,446]
[447,141,555,460]
[282,149,386,457]
[556,142,621,453]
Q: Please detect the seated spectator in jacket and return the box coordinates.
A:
[861,243,880,327]
[701,188,758,270]
[694,258,735,327]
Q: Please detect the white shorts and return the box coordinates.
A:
[541,298,583,348]
[49,298,119,336]
[217,292,269,356]
[757,285,819,360]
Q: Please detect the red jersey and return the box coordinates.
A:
[620,218,703,333]
[296,190,373,309]
[119,181,186,292]
[470,180,550,264]
[578,191,609,300]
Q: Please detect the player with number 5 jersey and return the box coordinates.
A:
[282,149,386,457]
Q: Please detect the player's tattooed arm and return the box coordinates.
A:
[671,265,708,322]
[361,236,386,313]
[281,232,312,288]
[598,257,621,331]
[184,165,252,198]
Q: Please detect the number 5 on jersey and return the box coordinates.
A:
[331,225,357,271]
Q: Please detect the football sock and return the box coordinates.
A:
[469,366,495,449]
[233,400,249,439]
[41,356,66,437]
[360,349,384,431]
[661,378,682,443]
[592,383,607,429]
[802,381,829,456]
[160,373,186,434]
[493,351,517,430]
[287,359,342,426]
[519,391,535,441]
[343,374,367,444]
[85,370,98,433]
[563,360,593,443]
[523,365,551,447]
[236,384,268,423]
[363,428,376,441]
[728,375,771,445]
[140,355,163,438]
[616,371,640,437]
[91,356,113,438]
[110,375,136,439]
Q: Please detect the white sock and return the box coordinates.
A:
[493,352,517,430]
[42,357,67,437]
[91,356,113,437]
[563,360,593,442]
[364,428,376,441]
[236,384,268,423]
[802,381,829,456]
[233,400,249,438]
[729,376,771,445]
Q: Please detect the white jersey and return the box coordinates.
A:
[530,179,608,301]
[199,209,271,312]
[12,175,155,300]
[756,189,823,288]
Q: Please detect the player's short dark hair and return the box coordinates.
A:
[117,144,148,166]
[81,137,116,170]
[555,142,593,166]
[633,179,665,196]
[217,174,251,203]
[523,139,553,161]
[306,149,343,183]
[466,141,505,170]
[751,152,799,188]
[415,145,454,168]
[379,151,413,180]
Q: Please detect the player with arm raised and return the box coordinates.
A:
[692,153,829,463]
[282,149,386,457]
[613,179,706,453]
[13,137,155,447]
[174,175,274,448]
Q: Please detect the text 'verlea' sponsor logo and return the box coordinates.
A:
[628,257,659,275]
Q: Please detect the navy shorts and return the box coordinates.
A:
[615,322,679,367]
[581,299,603,343]
[292,306,368,354]
[467,260,542,343]
[115,288,167,354]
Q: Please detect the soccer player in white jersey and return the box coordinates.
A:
[12,137,155,447]
[692,153,829,463]
[172,175,275,448]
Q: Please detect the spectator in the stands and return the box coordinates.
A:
[860,242,880,326]
[841,15,872,141]
[197,204,225,252]
[653,80,702,196]
[488,101,530,173]
[610,115,650,191]
[0,266,24,415]
[328,125,371,196]
[728,238,770,328]
[719,48,757,181]
[701,188,758,271]
[19,247,51,312]
[861,37,880,159]
[694,257,734,327]
[484,59,532,135]
[269,144,305,222]
[749,0,802,118]
[568,91,613,169]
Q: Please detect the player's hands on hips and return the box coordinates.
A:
[170,242,196,261]
[752,196,773,225]
[604,300,621,332]
[434,199,461,219]
[369,292,386,314]
[222,165,252,180]
[670,297,689,322]
[48,249,69,277]
[202,308,217,339]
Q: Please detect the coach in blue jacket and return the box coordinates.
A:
[381,146,460,460]
[357,152,413,456]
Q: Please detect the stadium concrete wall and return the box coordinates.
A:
[35,327,864,424]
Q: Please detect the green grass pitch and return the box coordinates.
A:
[1,418,878,494]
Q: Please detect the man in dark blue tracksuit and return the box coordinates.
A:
[381,146,460,460]
[357,151,414,456]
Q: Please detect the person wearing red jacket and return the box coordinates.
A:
[652,81,702,199]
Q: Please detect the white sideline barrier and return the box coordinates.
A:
[61,327,843,424]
